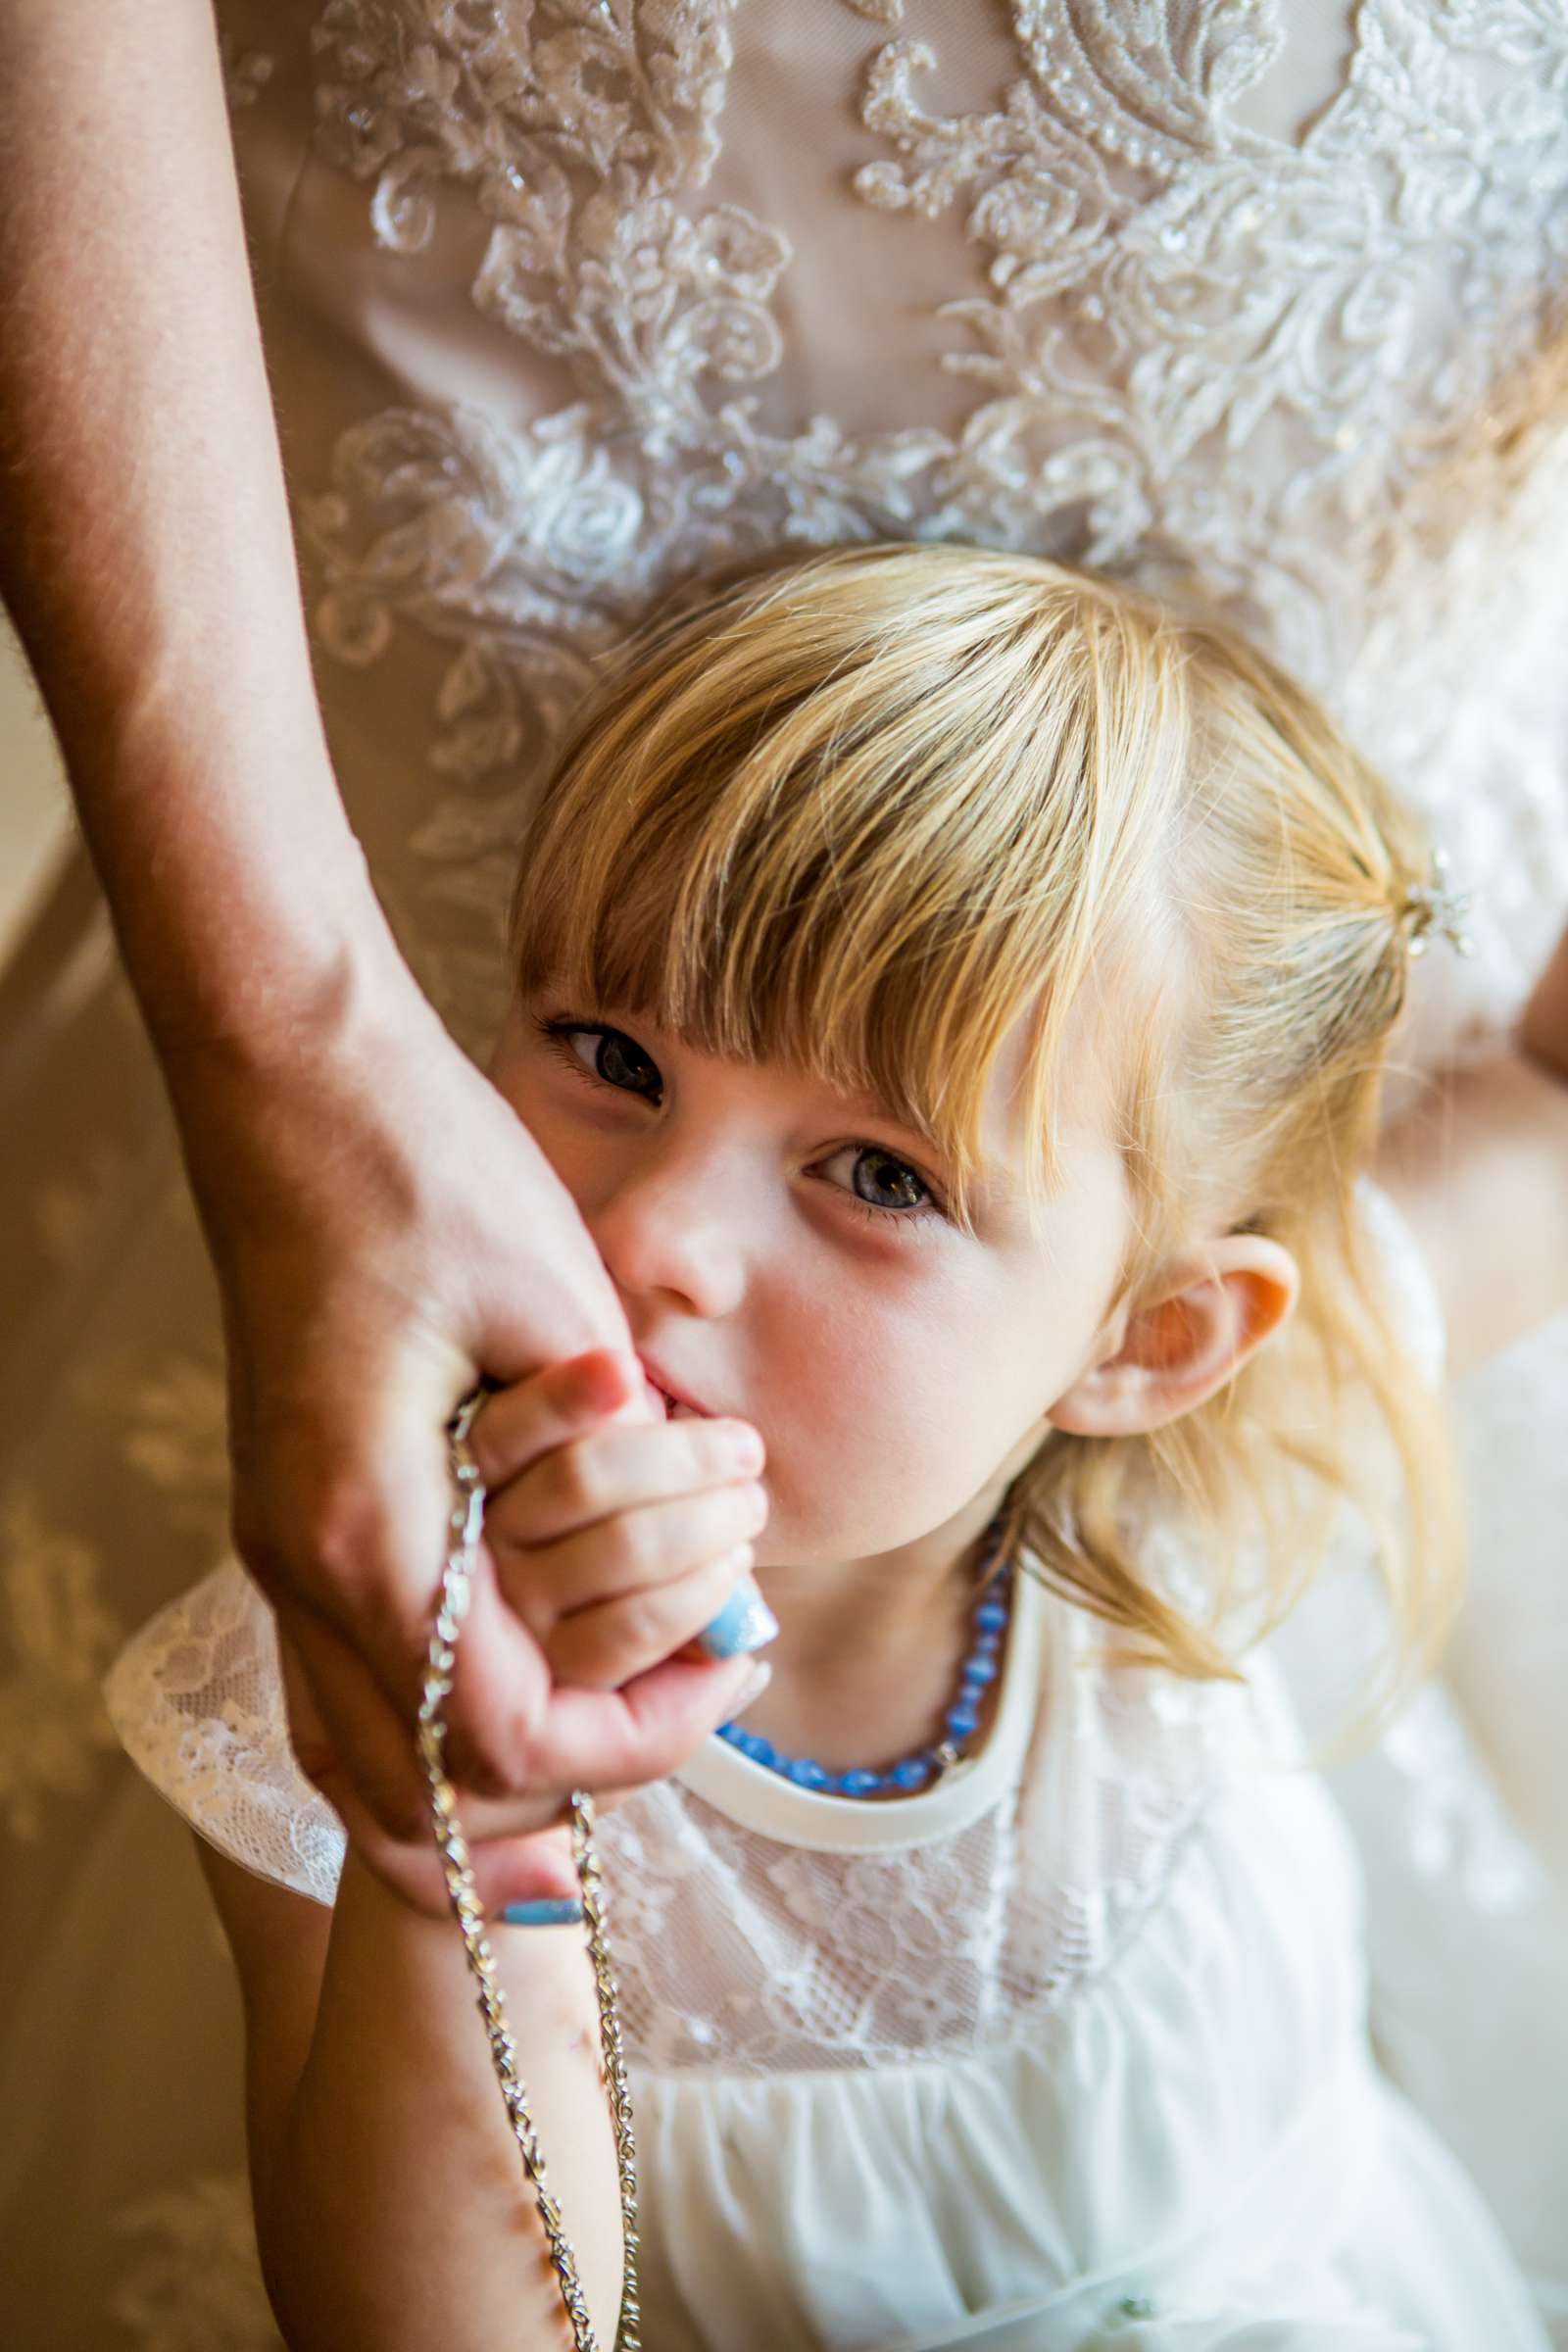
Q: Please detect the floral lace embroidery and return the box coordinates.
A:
[103,1564,347,1908]
[291,1,1568,1042]
[852,0,1568,669]
[0,1485,123,1840]
[603,1645,1260,2079]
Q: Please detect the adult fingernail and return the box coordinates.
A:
[697,1575,779,1659]
[499,1897,585,1928]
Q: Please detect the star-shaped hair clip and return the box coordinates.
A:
[1399,847,1476,958]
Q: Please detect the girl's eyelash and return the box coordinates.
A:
[533,1011,662,1100]
[531,1010,948,1233]
[850,1194,944,1239]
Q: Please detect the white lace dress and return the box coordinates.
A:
[102,1188,1557,2350]
[5,5,1568,2342]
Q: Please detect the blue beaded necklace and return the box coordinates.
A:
[715,1506,1016,1798]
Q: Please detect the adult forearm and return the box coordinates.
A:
[0,0,395,1056]
[266,1853,625,2351]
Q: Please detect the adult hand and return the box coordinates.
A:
[165,953,756,1894]
[276,1341,771,1915]
[0,0,774,1904]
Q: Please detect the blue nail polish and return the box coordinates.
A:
[499,1898,584,1928]
[697,1577,780,1660]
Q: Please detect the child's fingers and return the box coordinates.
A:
[464,1347,724,1490]
[459,1348,643,1489]
[544,1543,758,1689]
[487,1411,765,1552]
[494,1477,769,1636]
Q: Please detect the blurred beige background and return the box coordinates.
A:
[0,609,70,958]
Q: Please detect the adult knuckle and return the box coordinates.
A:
[449,1706,542,1800]
[298,1483,433,1648]
[442,1735,514,1803]
[306,1470,393,1589]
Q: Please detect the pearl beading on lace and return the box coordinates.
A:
[715,1513,1015,1797]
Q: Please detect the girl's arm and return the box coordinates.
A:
[196,1838,624,2351]
[1372,933,1568,1379]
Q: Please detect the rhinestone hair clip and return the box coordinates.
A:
[1399,847,1476,958]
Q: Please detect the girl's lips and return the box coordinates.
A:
[639,1361,710,1419]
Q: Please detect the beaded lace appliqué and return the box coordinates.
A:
[289,1,1568,1046]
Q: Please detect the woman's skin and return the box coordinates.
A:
[0,1,760,1905]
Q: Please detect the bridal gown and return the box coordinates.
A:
[2,6,1567,2344]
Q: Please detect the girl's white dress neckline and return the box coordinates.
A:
[674,1563,1051,1853]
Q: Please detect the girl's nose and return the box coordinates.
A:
[590,1150,749,1319]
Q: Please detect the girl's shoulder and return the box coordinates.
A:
[103,1556,346,1907]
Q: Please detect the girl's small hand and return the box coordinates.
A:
[472,1352,773,1690]
[278,1348,771,1919]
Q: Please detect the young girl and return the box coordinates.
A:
[105,545,1568,2350]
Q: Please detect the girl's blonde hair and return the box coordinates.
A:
[510,544,1464,1720]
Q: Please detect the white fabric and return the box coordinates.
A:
[103,1183,1556,2350]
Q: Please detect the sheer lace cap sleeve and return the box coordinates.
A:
[103,1558,346,1907]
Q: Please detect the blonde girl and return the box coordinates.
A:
[107,544,1568,2349]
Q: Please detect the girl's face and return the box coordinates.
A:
[489,990,1135,1570]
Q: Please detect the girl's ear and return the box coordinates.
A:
[1046,1235,1299,1440]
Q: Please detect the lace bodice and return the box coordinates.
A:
[213,0,1568,1067]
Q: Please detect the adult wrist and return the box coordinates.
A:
[146,897,428,1082]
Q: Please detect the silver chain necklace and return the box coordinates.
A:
[416,1390,641,2350]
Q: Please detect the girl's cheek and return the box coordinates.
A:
[761,1366,1005,1560]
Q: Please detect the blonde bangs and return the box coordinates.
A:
[511,548,1186,1233]
[506,539,1464,1722]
